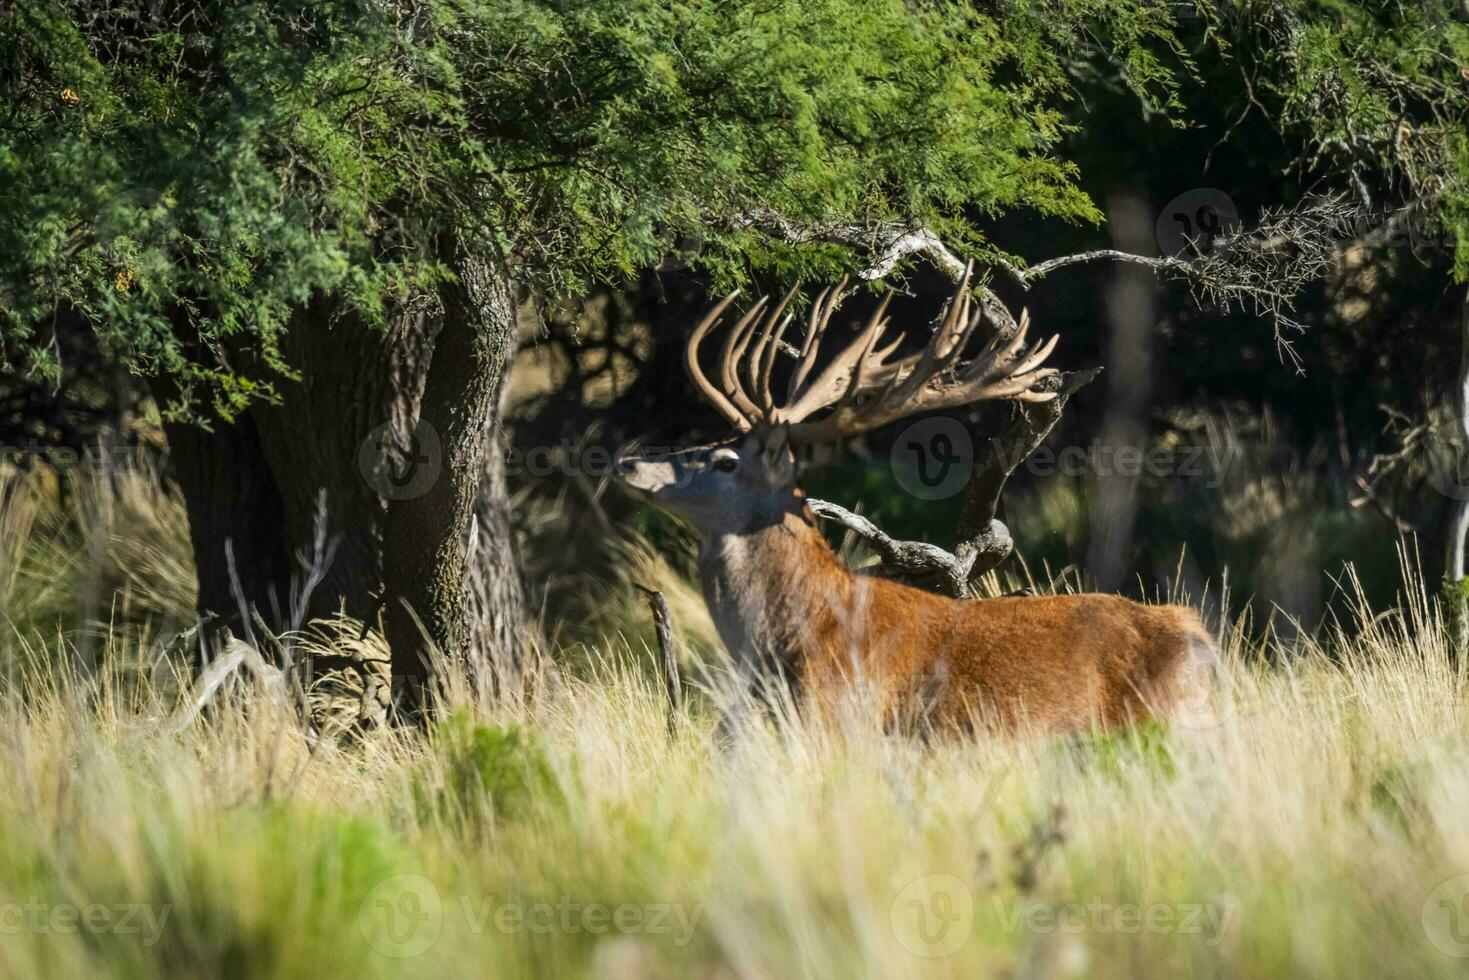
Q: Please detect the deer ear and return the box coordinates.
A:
[761,424,795,485]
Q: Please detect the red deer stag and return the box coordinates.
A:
[615,267,1216,733]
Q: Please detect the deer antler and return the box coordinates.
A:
[683,262,1061,443]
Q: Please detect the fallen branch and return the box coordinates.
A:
[166,636,286,734]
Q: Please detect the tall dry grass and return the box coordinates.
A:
[1,458,1468,978]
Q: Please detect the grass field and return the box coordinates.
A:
[4,459,1469,978]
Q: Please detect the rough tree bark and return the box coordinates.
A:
[464,406,528,696]
[380,244,523,713]
[158,397,292,636]
[159,265,526,708]
[246,296,434,624]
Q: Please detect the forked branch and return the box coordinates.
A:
[809,367,1102,597]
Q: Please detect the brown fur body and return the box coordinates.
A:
[700,506,1214,733]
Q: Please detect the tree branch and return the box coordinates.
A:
[998,250,1190,288]
[955,367,1103,582]
[807,498,970,597]
[731,211,966,281]
[750,199,1360,594]
[808,368,1102,596]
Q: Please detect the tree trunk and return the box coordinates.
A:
[159,277,526,708]
[1086,193,1157,593]
[246,297,435,625]
[1444,285,1469,659]
[155,382,292,642]
[1447,285,1469,584]
[464,415,527,694]
[380,247,523,714]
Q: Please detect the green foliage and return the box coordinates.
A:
[415,713,563,832]
[1215,0,1469,279]
[0,0,1192,416]
[1062,720,1178,781]
[1438,573,1469,656]
[1367,756,1432,836]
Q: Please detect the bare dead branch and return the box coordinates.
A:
[806,368,1100,594]
[1000,250,1190,287]
[956,368,1104,581]
[731,210,967,281]
[741,200,1365,588]
[997,195,1370,370]
[632,583,683,732]
[806,499,970,597]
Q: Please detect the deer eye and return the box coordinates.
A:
[712,457,739,473]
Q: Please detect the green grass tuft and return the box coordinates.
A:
[415,714,565,834]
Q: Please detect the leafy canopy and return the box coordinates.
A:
[1213,0,1469,279]
[1,0,1187,413]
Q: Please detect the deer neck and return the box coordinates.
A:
[697,498,851,675]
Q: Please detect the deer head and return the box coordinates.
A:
[615,262,1061,535]
[615,426,799,532]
